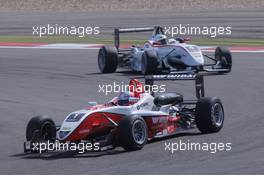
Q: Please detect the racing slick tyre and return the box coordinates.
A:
[214,46,232,72]
[98,46,118,73]
[195,97,224,133]
[26,115,56,142]
[117,115,148,151]
[141,50,159,75]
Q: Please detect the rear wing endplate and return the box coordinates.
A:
[144,73,205,99]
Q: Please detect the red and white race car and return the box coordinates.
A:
[24,74,226,153]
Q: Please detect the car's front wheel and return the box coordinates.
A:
[26,115,56,142]
[118,115,148,151]
[214,46,232,72]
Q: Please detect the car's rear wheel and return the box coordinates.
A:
[215,46,232,72]
[141,50,159,75]
[118,115,148,151]
[26,115,56,142]
[195,97,224,133]
[98,46,118,73]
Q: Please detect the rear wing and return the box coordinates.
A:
[144,71,229,99]
[114,26,164,50]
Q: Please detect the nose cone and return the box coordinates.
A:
[58,130,71,139]
[184,45,204,66]
[192,53,204,65]
[57,110,89,140]
[57,124,75,140]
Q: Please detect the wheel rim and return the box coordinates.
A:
[132,120,146,145]
[98,49,105,71]
[211,103,224,127]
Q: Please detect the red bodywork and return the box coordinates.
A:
[66,111,181,141]
[66,112,123,141]
[65,79,182,142]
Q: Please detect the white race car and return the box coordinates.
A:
[98,26,232,75]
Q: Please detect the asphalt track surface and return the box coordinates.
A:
[0,47,263,175]
[0,9,264,38]
[0,9,264,175]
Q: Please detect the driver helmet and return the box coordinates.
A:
[154,34,167,45]
[117,91,139,106]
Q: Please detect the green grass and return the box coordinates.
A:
[0,36,263,46]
